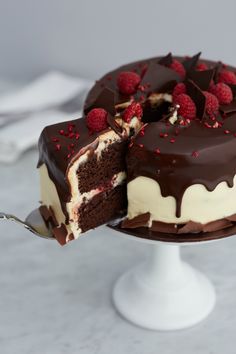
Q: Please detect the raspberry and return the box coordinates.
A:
[218,70,236,85]
[117,71,141,95]
[196,63,208,71]
[86,108,108,132]
[169,59,186,78]
[172,83,186,101]
[203,91,219,116]
[123,102,143,123]
[209,83,233,105]
[174,94,196,120]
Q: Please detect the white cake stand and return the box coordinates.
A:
[111,230,216,331]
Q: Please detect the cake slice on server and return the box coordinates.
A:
[38,88,143,245]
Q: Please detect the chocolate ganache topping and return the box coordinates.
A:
[127,119,236,218]
[38,52,236,221]
[38,118,102,217]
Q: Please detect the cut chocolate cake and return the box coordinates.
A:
[38,106,142,244]
[38,52,236,245]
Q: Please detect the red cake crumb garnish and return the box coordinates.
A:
[138,144,144,148]
[51,137,59,142]
[209,83,233,105]
[69,132,75,139]
[175,128,180,135]
[196,63,208,71]
[213,122,219,128]
[224,129,230,134]
[139,95,145,103]
[172,83,186,101]
[117,71,141,95]
[123,102,143,122]
[86,108,108,132]
[75,132,80,140]
[203,91,219,116]
[174,94,196,120]
[138,84,146,92]
[129,141,134,148]
[160,132,168,138]
[155,148,161,155]
[59,129,64,135]
[218,70,236,85]
[68,123,75,132]
[55,144,61,151]
[204,122,212,128]
[139,128,145,136]
[170,138,176,143]
[169,59,186,78]
[192,151,199,158]
[179,118,191,126]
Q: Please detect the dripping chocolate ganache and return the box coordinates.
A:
[38,52,236,244]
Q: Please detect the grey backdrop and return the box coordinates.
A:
[0,0,235,81]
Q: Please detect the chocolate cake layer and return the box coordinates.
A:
[77,140,127,193]
[78,185,127,233]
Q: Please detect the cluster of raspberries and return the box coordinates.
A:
[86,59,236,131]
[86,102,143,132]
[172,65,236,120]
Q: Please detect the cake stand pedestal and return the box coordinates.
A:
[113,239,216,331]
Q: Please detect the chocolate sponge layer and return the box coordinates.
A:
[78,185,127,233]
[77,140,127,194]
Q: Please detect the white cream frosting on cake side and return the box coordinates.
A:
[127,176,236,225]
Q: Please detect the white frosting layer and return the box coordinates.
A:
[127,176,236,225]
[40,163,126,239]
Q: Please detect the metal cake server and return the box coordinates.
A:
[0,209,54,240]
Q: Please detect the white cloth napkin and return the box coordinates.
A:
[0,71,93,163]
[0,110,81,163]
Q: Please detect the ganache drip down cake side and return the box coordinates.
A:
[38,52,236,245]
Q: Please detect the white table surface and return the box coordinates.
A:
[1,150,236,354]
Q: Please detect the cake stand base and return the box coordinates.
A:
[113,243,216,330]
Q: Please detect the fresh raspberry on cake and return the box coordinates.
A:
[203,91,219,116]
[218,70,236,85]
[172,83,186,101]
[174,93,196,120]
[123,102,143,123]
[86,108,108,132]
[117,71,141,95]
[209,83,233,105]
[169,59,186,78]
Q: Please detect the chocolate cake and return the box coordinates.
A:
[38,52,236,245]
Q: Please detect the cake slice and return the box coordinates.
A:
[38,111,141,245]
